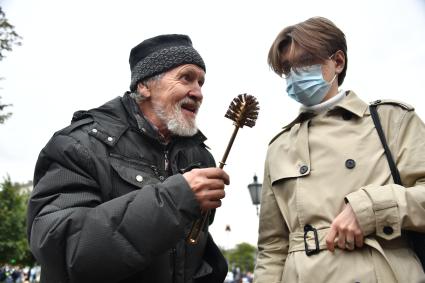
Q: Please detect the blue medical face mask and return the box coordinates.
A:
[285,64,336,106]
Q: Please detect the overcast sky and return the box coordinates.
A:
[1,0,425,249]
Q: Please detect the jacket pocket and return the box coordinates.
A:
[109,154,160,188]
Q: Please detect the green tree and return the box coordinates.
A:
[0,95,12,124]
[0,176,35,266]
[0,5,22,124]
[226,242,257,273]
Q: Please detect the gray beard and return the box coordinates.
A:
[152,98,199,137]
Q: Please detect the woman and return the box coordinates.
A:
[254,17,425,283]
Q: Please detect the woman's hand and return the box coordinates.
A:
[325,204,364,251]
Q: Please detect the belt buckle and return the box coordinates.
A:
[304,224,320,256]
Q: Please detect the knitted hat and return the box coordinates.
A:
[129,34,206,91]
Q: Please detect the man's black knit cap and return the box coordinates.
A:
[129,34,206,91]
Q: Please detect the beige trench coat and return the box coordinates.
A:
[254,91,425,283]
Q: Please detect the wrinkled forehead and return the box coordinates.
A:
[170,64,205,75]
[160,64,206,82]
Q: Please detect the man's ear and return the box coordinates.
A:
[137,82,151,98]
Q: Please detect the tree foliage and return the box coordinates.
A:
[0,5,22,124]
[0,95,12,124]
[0,176,35,266]
[223,242,257,273]
[0,7,21,61]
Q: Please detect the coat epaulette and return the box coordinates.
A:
[370,99,414,111]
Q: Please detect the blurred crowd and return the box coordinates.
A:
[225,267,254,283]
[0,265,40,283]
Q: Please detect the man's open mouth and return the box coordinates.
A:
[181,103,199,114]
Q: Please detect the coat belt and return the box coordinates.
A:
[288,227,331,254]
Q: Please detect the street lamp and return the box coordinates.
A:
[247,174,262,216]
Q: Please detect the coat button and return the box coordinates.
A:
[107,137,114,142]
[345,159,356,169]
[135,175,143,182]
[383,226,393,235]
[91,128,98,133]
[299,165,309,174]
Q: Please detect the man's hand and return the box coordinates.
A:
[325,203,364,252]
[183,168,230,211]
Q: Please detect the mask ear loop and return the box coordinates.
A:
[328,74,337,84]
[327,53,339,84]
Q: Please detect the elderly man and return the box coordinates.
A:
[27,34,229,283]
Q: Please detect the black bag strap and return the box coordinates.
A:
[369,104,402,185]
[370,104,425,272]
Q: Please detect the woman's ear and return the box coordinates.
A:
[334,50,346,74]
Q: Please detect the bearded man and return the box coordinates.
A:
[27,34,229,283]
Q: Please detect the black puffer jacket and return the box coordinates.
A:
[27,93,227,283]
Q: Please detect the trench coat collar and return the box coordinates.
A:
[333,90,369,118]
[282,90,368,131]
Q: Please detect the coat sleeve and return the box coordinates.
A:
[254,160,289,283]
[27,133,201,283]
[346,110,425,240]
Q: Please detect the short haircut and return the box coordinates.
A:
[268,17,348,85]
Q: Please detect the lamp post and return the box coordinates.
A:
[225,225,231,266]
[247,174,262,216]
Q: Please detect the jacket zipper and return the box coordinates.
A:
[164,150,169,172]
[109,153,159,176]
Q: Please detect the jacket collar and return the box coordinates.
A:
[332,90,369,118]
[282,90,368,130]
[122,92,208,144]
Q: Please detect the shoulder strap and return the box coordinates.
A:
[369,105,402,185]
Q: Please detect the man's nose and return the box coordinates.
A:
[188,84,203,102]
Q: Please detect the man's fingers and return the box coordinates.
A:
[184,168,230,188]
[183,168,229,211]
[197,167,230,185]
[203,178,227,191]
[199,186,226,201]
[202,199,222,210]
